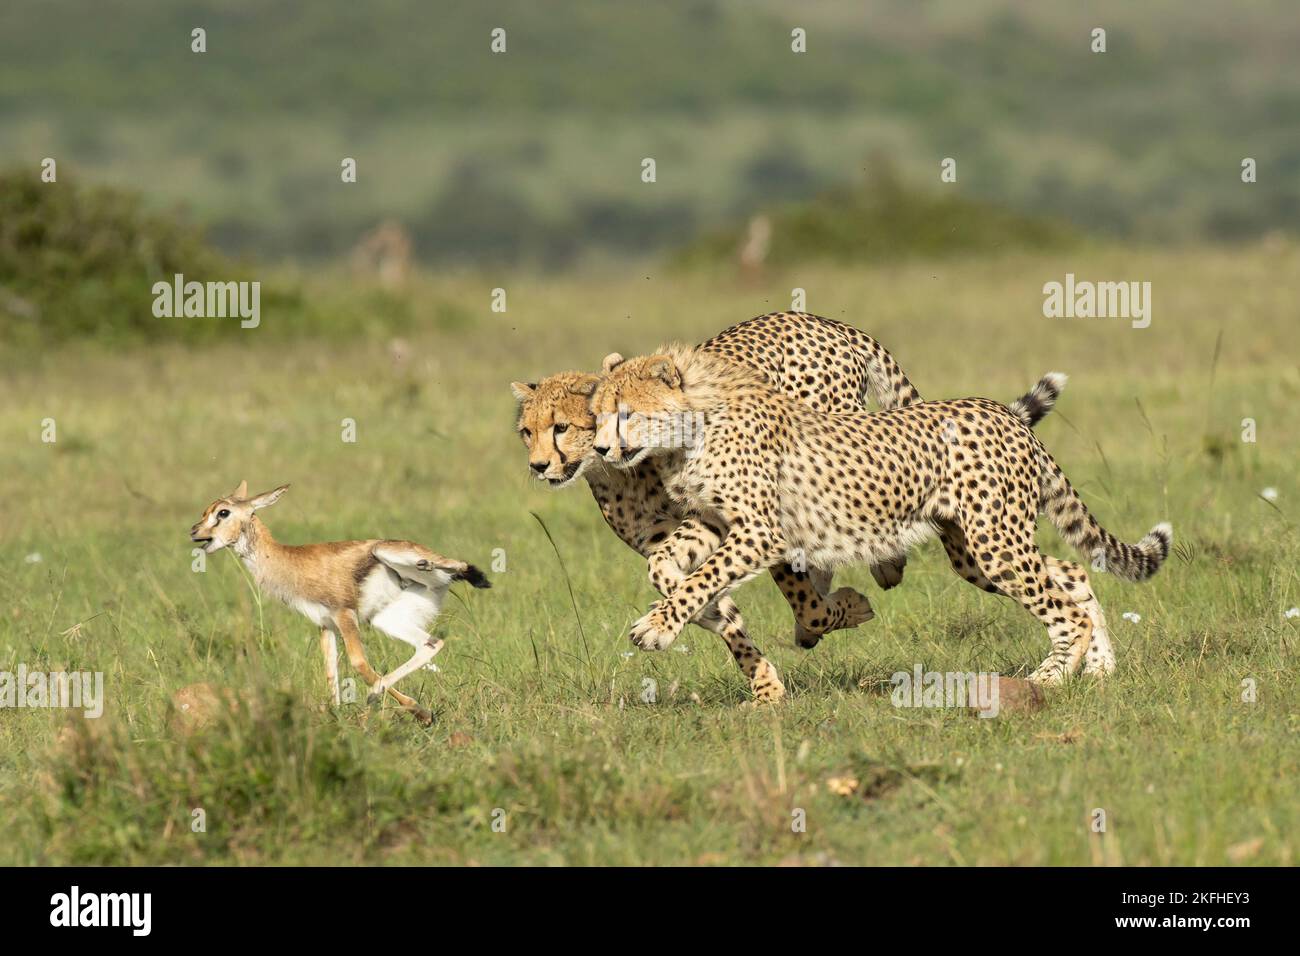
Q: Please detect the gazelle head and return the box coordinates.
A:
[190,480,289,553]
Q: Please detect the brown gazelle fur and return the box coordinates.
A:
[190,481,490,725]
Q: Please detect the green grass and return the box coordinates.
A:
[1,243,1297,864]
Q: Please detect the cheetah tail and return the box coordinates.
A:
[843,327,923,409]
[1007,372,1067,429]
[1038,456,1172,583]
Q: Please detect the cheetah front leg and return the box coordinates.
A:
[644,516,725,603]
[630,517,783,652]
[697,597,786,703]
[644,519,786,701]
[657,521,874,649]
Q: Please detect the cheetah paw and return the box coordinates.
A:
[1081,641,1116,678]
[794,622,821,650]
[1081,658,1115,678]
[1027,662,1067,686]
[749,660,786,703]
[829,587,875,631]
[630,604,682,651]
[870,559,906,590]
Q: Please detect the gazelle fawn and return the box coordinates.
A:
[190,481,490,725]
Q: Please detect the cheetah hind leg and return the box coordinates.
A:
[792,567,876,649]
[815,565,876,631]
[964,547,1092,687]
[827,588,875,629]
[1046,556,1115,677]
[1025,578,1094,687]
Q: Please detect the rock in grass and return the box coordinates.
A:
[968,676,1047,717]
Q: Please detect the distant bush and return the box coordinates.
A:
[671,158,1081,271]
[0,169,423,347]
[0,169,239,345]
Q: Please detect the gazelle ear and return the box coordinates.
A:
[568,375,599,398]
[642,356,681,388]
[601,352,626,373]
[231,480,249,500]
[510,381,537,402]
[248,484,289,511]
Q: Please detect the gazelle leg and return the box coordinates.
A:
[369,600,445,701]
[319,627,341,707]
[333,609,431,725]
[368,636,443,701]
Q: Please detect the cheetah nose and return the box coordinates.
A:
[593,445,610,458]
[529,461,547,474]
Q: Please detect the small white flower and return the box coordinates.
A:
[24,552,42,564]
[1285,607,1300,620]
[619,651,635,659]
[1122,611,1142,623]
[672,644,691,654]
[1261,487,1279,501]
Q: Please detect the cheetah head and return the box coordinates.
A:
[589,352,691,468]
[510,372,602,488]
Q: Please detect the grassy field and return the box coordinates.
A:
[1,243,1297,865]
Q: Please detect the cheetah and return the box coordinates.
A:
[589,346,1170,685]
[513,312,1077,700]
[512,312,925,701]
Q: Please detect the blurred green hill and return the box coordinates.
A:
[1,0,1296,266]
[672,156,1080,270]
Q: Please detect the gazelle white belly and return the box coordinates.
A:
[290,596,335,628]
[359,566,444,637]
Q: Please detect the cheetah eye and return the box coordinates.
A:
[217,509,231,520]
[553,423,569,435]
[520,428,532,442]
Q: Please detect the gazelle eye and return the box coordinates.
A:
[553,423,568,435]
[217,509,231,520]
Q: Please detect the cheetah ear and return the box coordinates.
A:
[510,381,537,402]
[642,355,681,388]
[568,375,599,398]
[601,352,625,373]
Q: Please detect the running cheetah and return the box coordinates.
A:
[513,312,1077,700]
[512,312,924,701]
[589,346,1170,684]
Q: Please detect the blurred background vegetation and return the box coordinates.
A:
[0,0,1296,343]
